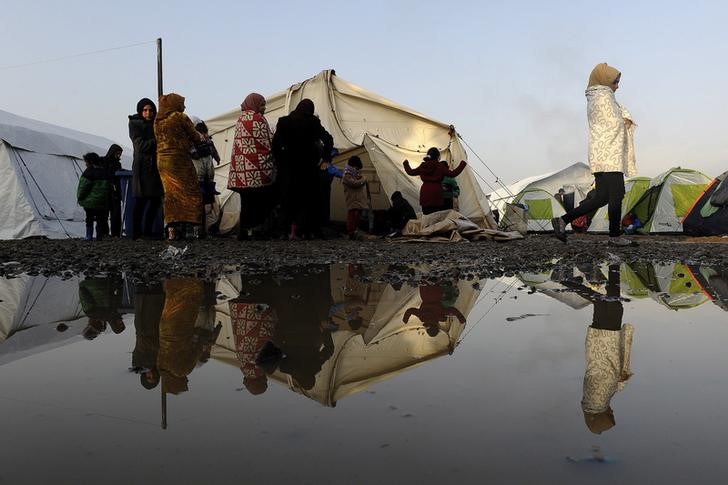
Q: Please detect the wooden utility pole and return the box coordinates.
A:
[156,38,163,98]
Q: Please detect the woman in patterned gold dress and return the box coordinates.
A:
[154,93,203,240]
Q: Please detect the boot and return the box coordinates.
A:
[84,225,93,241]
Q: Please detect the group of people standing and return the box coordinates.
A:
[77,89,469,242]
[79,61,633,244]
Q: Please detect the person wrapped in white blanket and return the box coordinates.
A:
[552,63,637,246]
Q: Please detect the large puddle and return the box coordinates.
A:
[1,262,727,484]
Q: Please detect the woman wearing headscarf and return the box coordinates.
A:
[154,93,203,240]
[272,98,334,240]
[129,98,163,239]
[552,63,638,246]
[227,93,277,240]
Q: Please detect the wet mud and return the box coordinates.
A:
[1,234,726,284]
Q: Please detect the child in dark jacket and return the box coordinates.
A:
[77,152,113,241]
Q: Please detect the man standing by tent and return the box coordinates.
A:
[552,63,637,246]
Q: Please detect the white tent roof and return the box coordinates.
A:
[0,109,131,161]
[206,70,492,231]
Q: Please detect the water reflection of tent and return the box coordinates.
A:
[211,267,481,406]
[686,264,728,312]
[0,275,86,365]
[517,270,591,309]
[620,262,710,310]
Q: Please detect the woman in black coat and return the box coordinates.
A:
[272,98,334,240]
[128,98,164,239]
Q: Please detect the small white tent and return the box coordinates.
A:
[0,109,131,239]
[487,162,594,216]
[205,70,494,234]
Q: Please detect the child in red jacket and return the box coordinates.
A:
[403,147,466,214]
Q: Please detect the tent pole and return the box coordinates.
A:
[156,38,163,98]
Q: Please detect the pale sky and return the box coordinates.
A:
[2,0,726,188]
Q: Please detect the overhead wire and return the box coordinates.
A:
[0,40,156,71]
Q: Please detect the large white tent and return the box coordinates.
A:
[205,69,495,233]
[0,109,131,239]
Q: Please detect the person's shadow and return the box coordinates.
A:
[554,263,634,434]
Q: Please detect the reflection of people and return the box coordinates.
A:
[552,63,637,246]
[157,279,219,395]
[131,282,165,390]
[79,275,125,339]
[230,299,278,395]
[556,263,634,434]
[403,283,466,337]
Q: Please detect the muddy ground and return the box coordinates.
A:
[1,233,726,284]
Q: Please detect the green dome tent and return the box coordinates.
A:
[627,168,711,234]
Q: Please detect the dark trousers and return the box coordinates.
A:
[132,197,161,239]
[239,185,275,230]
[85,208,108,240]
[562,172,625,237]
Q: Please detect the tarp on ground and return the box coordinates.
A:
[205,69,495,233]
[0,109,131,239]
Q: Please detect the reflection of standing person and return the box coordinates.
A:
[129,98,163,239]
[403,147,466,215]
[552,63,637,246]
[154,93,203,241]
[227,93,277,240]
[79,275,125,339]
[157,279,206,395]
[403,283,466,337]
[230,300,277,395]
[131,282,164,389]
[556,263,634,434]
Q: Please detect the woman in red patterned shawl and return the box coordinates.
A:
[227,93,277,240]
